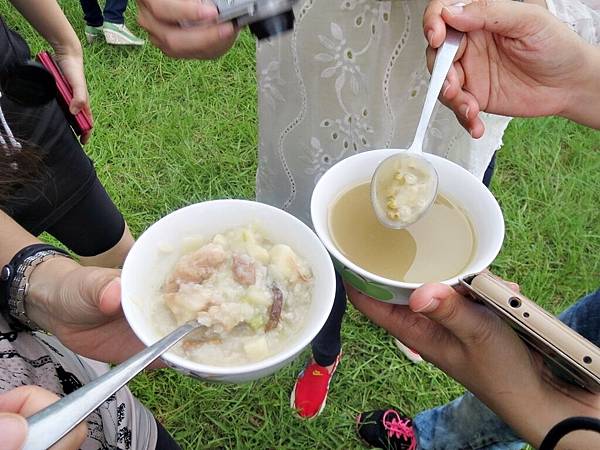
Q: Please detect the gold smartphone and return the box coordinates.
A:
[460,272,600,393]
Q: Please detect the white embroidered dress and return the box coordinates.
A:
[256,0,600,226]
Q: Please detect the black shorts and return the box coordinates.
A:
[155,419,182,450]
[0,16,125,256]
[0,94,126,256]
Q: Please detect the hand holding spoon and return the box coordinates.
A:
[22,320,205,450]
[371,28,463,228]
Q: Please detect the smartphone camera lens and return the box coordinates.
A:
[584,356,592,364]
[509,297,521,308]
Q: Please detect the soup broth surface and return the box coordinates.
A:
[329,182,476,283]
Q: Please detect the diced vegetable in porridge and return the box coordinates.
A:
[154,225,314,366]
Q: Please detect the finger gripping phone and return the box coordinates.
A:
[36,52,93,137]
[460,272,600,393]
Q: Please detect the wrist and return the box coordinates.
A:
[562,44,600,129]
[49,31,83,60]
[26,256,80,332]
[52,41,83,59]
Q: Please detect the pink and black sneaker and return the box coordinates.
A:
[356,409,417,450]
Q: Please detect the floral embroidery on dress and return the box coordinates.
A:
[303,137,336,182]
[256,0,512,224]
[320,113,374,155]
[316,22,365,96]
[404,61,430,102]
[259,60,285,110]
[342,0,391,31]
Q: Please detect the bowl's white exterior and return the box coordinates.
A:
[121,200,336,383]
[311,149,504,304]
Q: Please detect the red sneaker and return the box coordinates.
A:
[290,353,341,419]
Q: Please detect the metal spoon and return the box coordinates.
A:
[23,320,204,450]
[371,28,463,228]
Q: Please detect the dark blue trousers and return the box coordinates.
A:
[79,0,127,26]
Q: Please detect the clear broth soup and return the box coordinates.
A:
[329,182,476,283]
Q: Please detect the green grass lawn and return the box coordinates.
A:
[3,1,600,448]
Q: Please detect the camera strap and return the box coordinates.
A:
[539,416,600,449]
[0,92,21,151]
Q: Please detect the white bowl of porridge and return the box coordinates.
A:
[121,200,336,383]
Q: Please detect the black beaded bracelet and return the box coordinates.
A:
[0,244,71,331]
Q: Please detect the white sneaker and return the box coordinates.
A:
[84,25,104,44]
[393,338,423,364]
[102,22,144,46]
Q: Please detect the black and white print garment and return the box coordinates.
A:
[0,316,157,449]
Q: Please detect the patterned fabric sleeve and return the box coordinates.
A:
[546,0,600,44]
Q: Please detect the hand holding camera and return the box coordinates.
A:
[137,0,296,60]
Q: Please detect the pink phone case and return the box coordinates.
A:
[36,51,93,136]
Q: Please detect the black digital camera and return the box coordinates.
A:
[214,0,298,40]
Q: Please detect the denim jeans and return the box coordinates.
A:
[413,287,600,450]
[79,0,127,26]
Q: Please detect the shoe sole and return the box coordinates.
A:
[103,29,144,46]
[85,32,101,44]
[394,338,423,364]
[289,353,341,420]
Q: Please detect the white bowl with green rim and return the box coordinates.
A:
[310,149,505,304]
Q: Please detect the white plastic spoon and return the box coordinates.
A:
[371,28,463,228]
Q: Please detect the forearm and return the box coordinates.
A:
[0,210,39,264]
[563,44,600,130]
[471,384,600,448]
[8,0,82,55]
[504,399,600,448]
[0,211,78,329]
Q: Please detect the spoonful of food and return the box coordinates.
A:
[371,28,463,228]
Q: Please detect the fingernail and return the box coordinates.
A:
[0,414,28,450]
[218,22,234,39]
[199,3,218,19]
[413,297,440,313]
[442,80,450,97]
[99,277,121,301]
[469,128,476,138]
[427,30,434,46]
[459,104,470,119]
[443,5,464,15]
